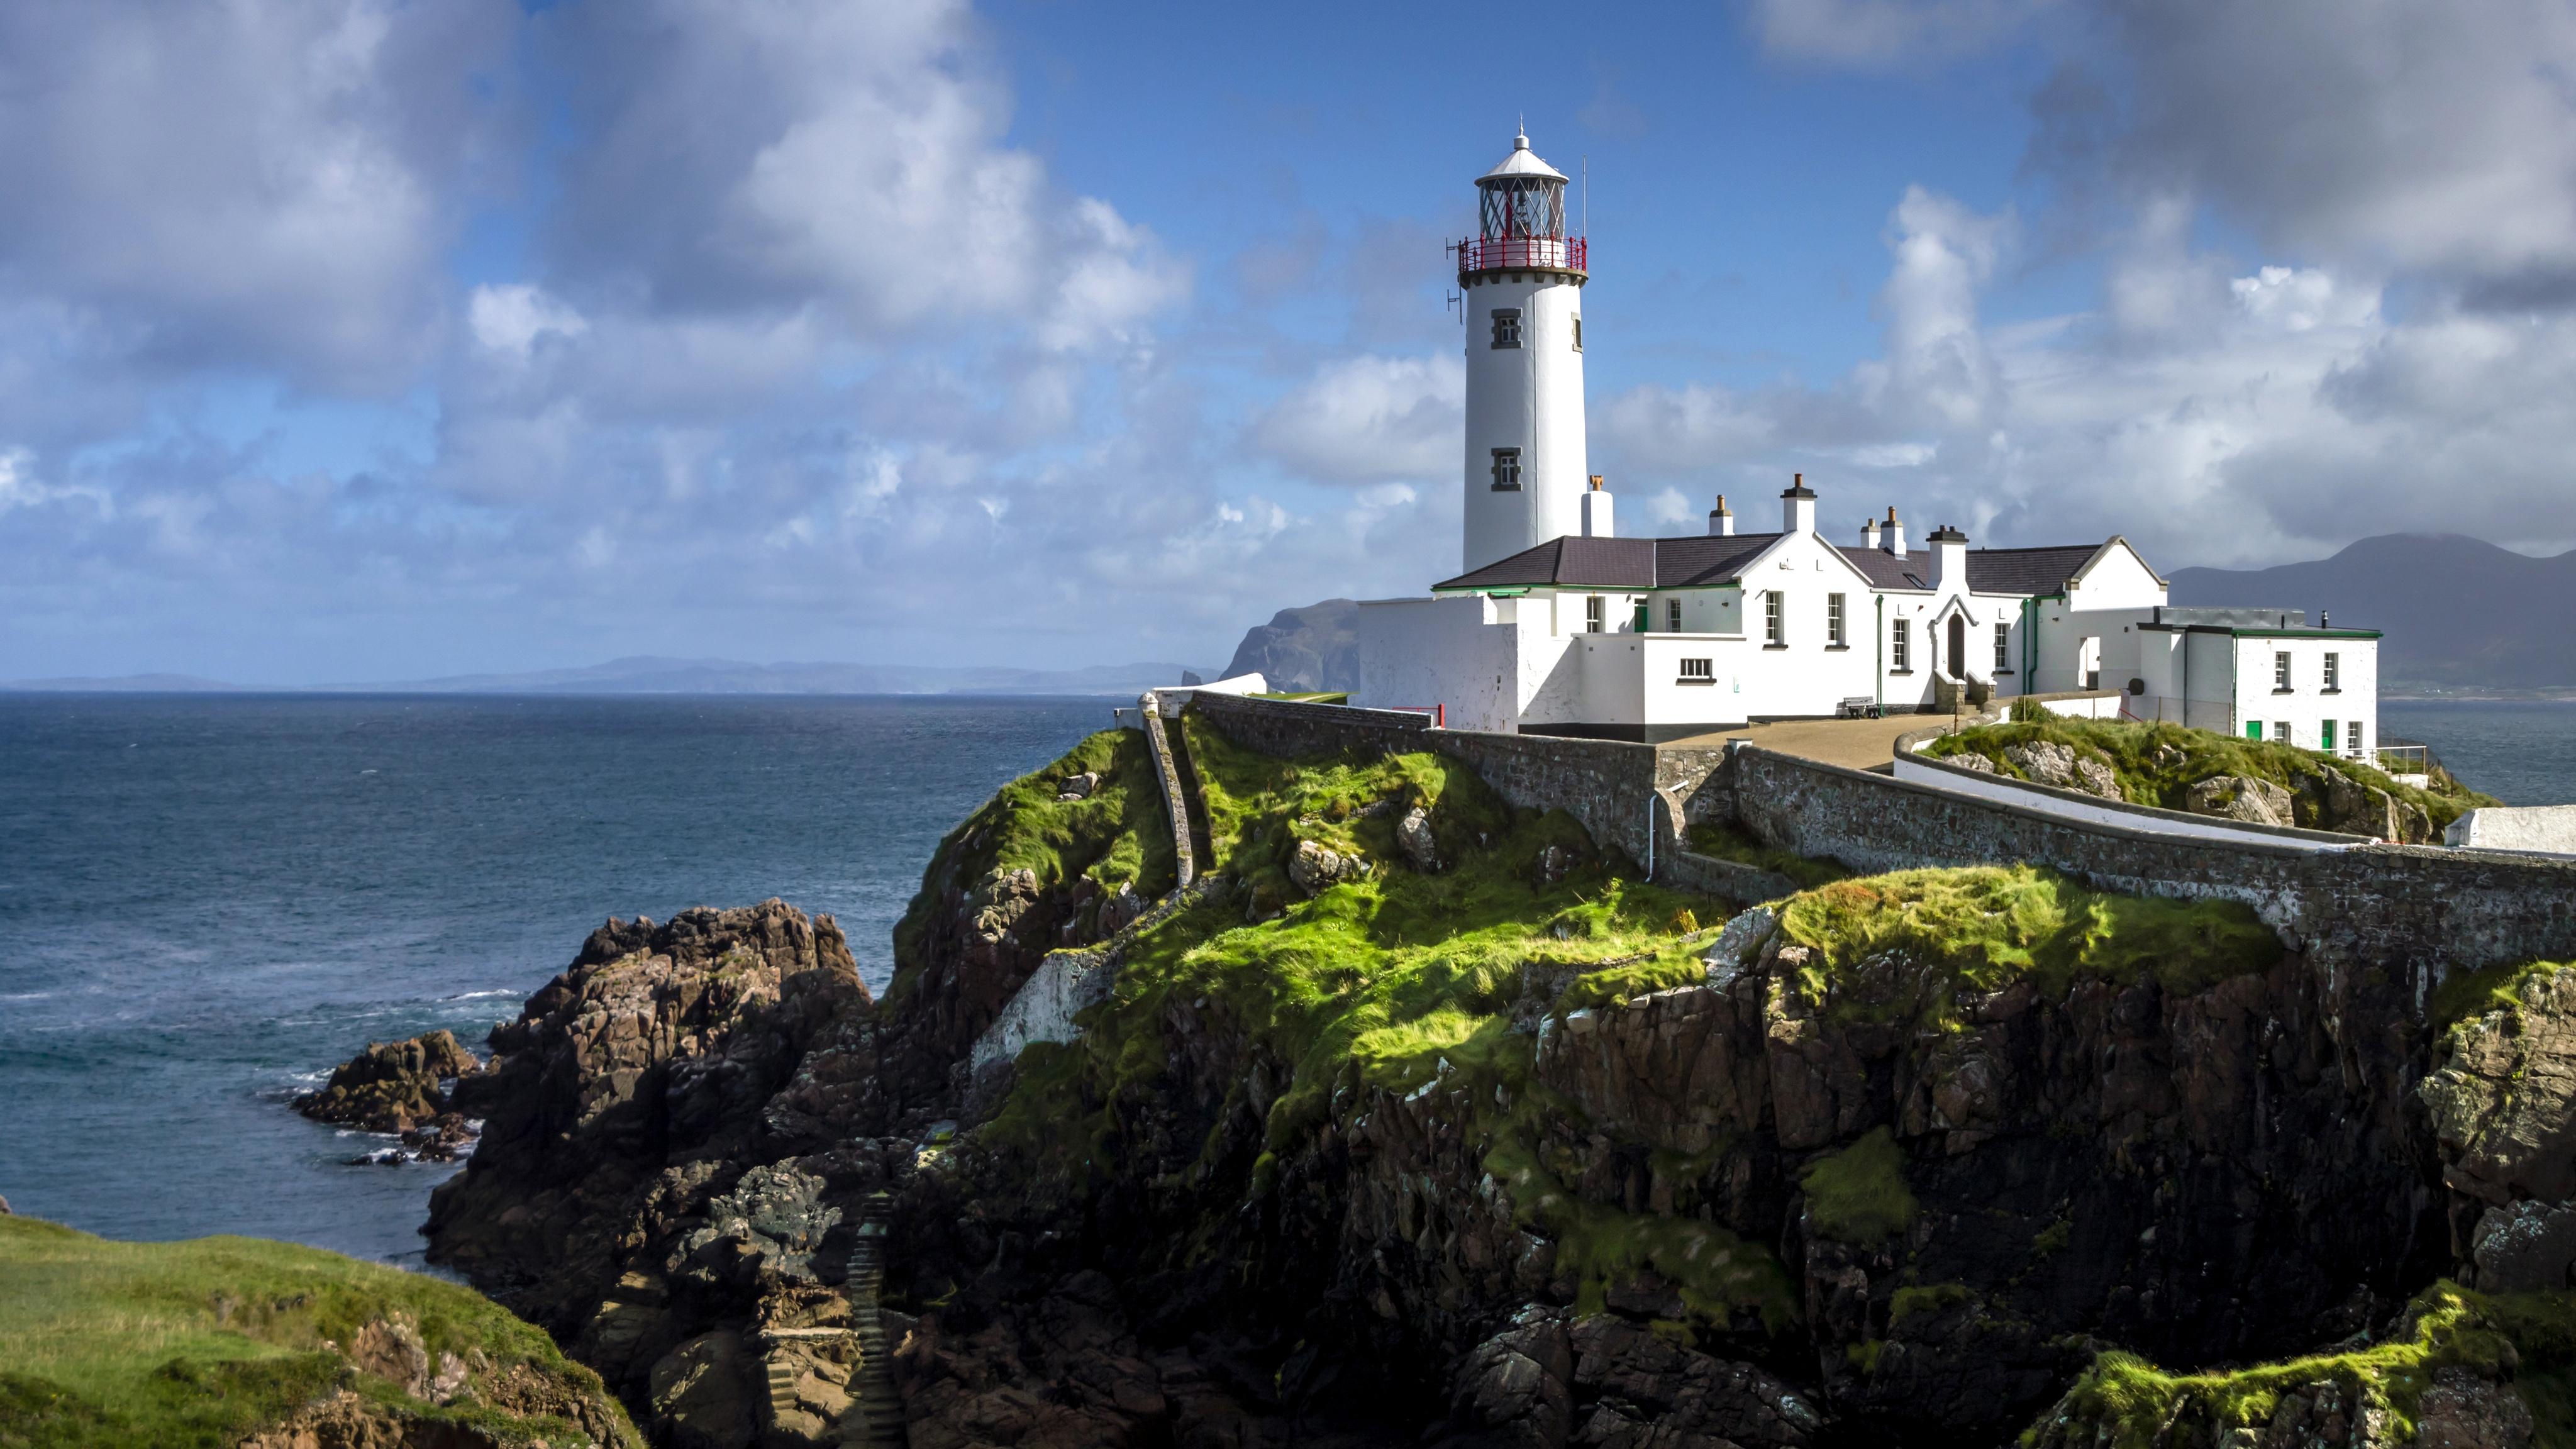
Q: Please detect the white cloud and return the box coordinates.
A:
[547,0,1184,350]
[1249,354,1464,485]
[468,285,589,358]
[0,1,509,387]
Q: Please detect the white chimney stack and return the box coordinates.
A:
[1862,516,1880,550]
[1581,474,1614,538]
[1781,473,1817,534]
[1929,523,1968,588]
[1882,506,1906,555]
[1708,493,1734,537]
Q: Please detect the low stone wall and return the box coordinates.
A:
[1188,693,2576,987]
[2449,805,2576,857]
[1730,745,2576,978]
[1192,692,1694,869]
[1138,691,1197,889]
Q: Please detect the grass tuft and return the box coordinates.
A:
[1777,864,2282,1029]
[1800,1128,1918,1244]
[2033,1281,2576,1449]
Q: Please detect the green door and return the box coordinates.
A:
[1634,602,1650,632]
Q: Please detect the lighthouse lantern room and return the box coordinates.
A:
[1458,129,1591,574]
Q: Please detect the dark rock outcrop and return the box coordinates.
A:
[297,1028,481,1133]
[395,735,2576,1448]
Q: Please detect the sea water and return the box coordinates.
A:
[2,694,2570,1267]
[0,694,1109,1265]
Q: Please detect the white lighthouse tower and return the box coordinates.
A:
[1458,128,1590,574]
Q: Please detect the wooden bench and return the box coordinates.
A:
[1835,697,1883,719]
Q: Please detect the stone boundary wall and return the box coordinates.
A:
[1189,694,2576,985]
[1727,745,2576,979]
[1138,692,1197,889]
[1190,693,1718,869]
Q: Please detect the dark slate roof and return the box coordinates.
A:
[1431,534,2116,596]
[1958,543,2110,596]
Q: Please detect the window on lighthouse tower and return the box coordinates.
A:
[1489,309,1522,348]
[1490,448,1522,491]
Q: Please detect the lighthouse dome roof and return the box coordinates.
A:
[1477,129,1568,184]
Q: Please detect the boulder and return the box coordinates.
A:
[2183,774,2294,827]
[295,1029,482,1133]
[1056,771,1099,802]
[2470,1200,2576,1292]
[1397,806,1443,873]
[1441,1308,1821,1449]
[1533,843,1580,886]
[2416,1367,2536,1449]
[650,1331,758,1449]
[2001,740,2121,799]
[2422,965,2576,1205]
[677,1163,841,1289]
[1948,752,1997,774]
[1287,838,1363,895]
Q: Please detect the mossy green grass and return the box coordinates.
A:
[2035,1282,2576,1449]
[1776,863,2282,1028]
[889,728,1177,1002]
[0,1214,635,1449]
[1799,1128,1918,1244]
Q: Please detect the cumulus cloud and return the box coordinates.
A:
[537,0,1183,348]
[0,1,510,388]
[1248,355,1463,485]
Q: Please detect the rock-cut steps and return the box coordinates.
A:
[836,1192,906,1448]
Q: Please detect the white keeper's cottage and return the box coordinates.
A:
[1354,130,2383,757]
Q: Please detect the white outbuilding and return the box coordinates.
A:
[1353,129,2382,756]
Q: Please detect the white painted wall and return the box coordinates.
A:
[2128,629,2378,755]
[2229,635,2378,758]
[1354,595,1521,732]
[1462,270,1587,574]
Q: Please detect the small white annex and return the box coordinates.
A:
[1353,129,2382,757]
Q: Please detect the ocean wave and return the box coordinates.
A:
[440,989,523,1002]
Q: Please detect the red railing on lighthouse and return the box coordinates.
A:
[1457,236,1587,274]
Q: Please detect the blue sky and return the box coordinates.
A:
[3,0,2574,683]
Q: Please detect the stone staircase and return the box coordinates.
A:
[838,1193,906,1448]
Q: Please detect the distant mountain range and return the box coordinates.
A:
[2168,534,2576,694]
[3,655,1213,697]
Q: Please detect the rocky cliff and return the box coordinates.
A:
[404,714,2576,1448]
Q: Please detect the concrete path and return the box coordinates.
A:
[1661,711,1974,772]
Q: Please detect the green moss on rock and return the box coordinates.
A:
[2029,1282,2576,1449]
[1800,1128,1918,1244]
[1777,864,2282,1027]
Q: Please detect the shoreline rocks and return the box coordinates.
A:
[297,1028,488,1165]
